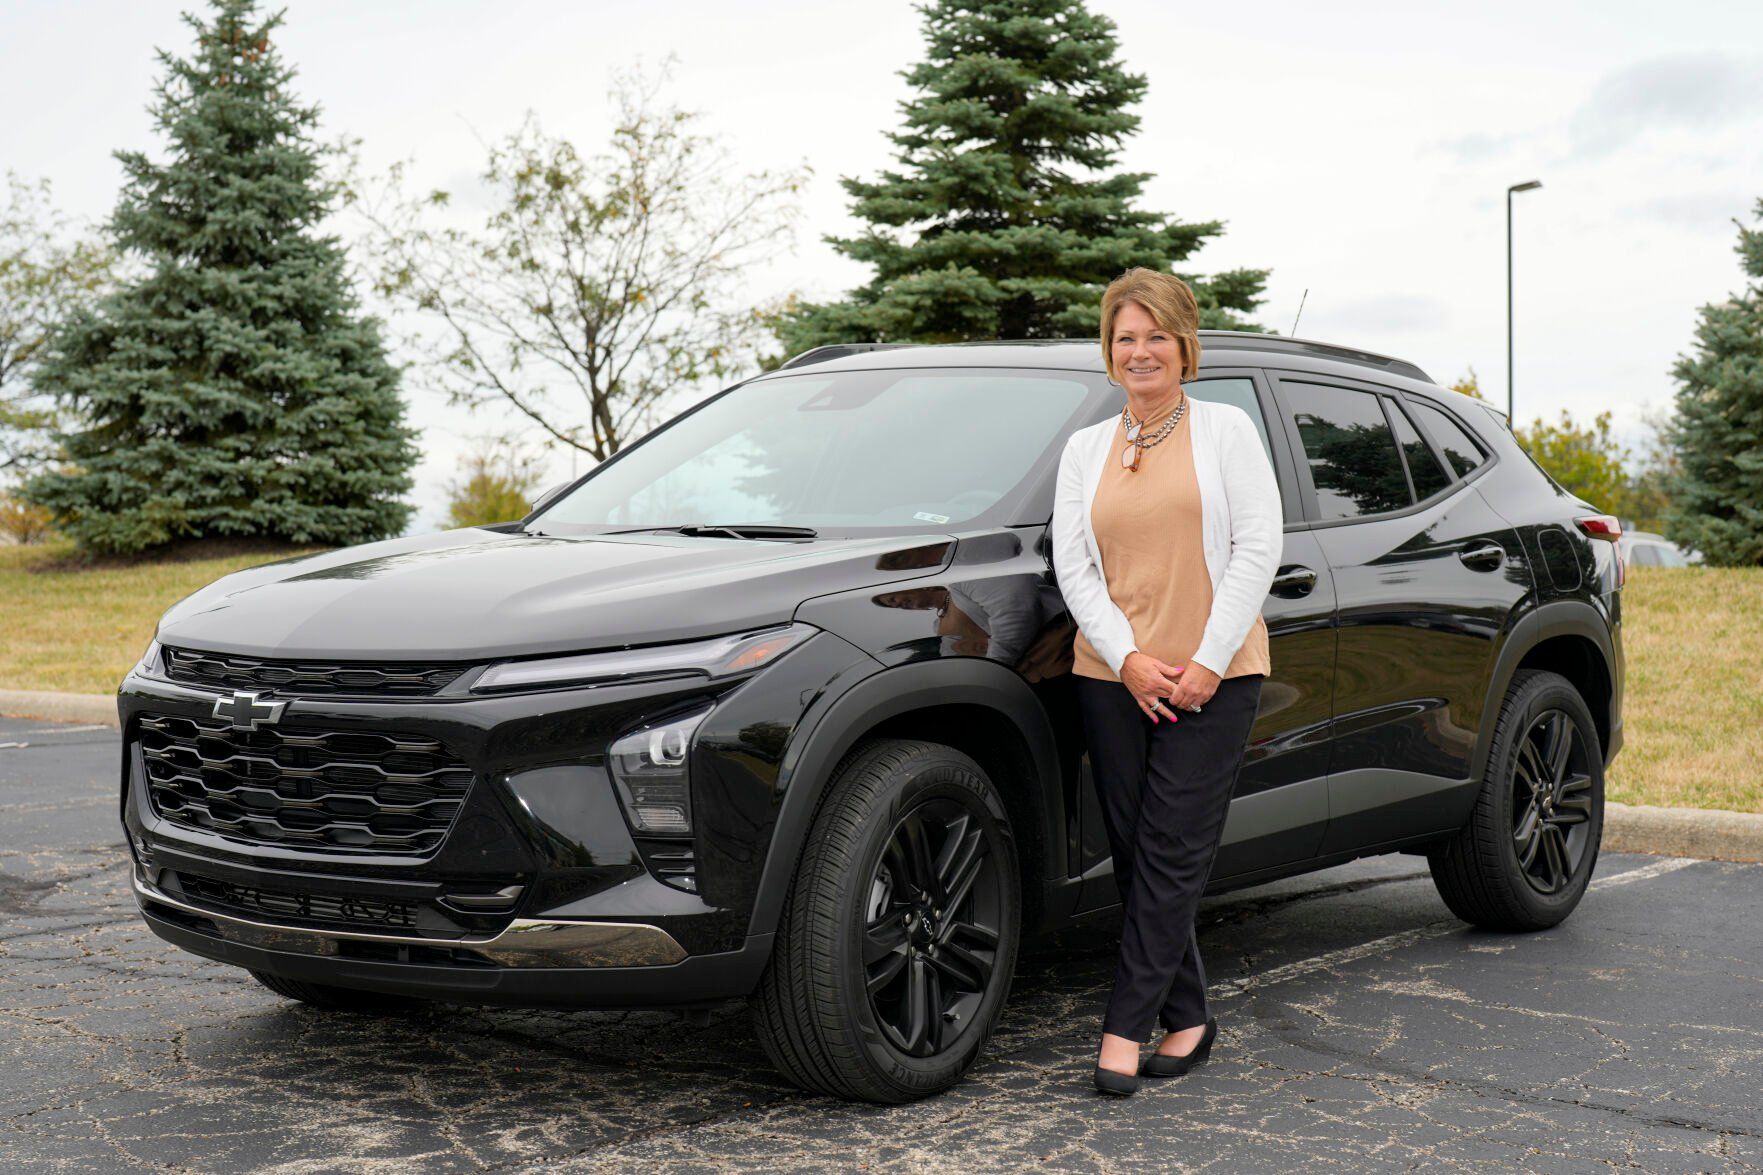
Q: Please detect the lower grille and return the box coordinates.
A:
[139,713,473,855]
[175,872,418,930]
[635,838,698,893]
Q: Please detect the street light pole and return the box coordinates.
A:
[1506,179,1542,420]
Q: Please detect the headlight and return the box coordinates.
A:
[133,638,163,679]
[609,706,710,835]
[471,623,816,694]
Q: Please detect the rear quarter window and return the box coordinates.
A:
[1409,399,1489,478]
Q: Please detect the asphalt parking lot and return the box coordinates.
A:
[3,713,1760,1173]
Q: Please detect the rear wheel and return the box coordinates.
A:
[250,970,428,1015]
[752,739,1021,1103]
[1428,669,1604,930]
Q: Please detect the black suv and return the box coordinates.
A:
[122,333,1624,1103]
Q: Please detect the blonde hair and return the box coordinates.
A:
[1099,268,1203,383]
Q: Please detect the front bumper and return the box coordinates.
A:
[119,631,877,1007]
[136,880,775,1009]
[133,872,687,967]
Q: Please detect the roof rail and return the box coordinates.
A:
[1197,331,1433,383]
[778,342,917,370]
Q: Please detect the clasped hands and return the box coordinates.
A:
[1121,651,1220,724]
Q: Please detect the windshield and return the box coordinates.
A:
[533,368,1096,536]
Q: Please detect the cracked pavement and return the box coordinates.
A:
[2,713,1760,1172]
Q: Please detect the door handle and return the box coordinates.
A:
[1270,564,1317,597]
[1458,541,1506,570]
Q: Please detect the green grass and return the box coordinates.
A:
[1604,566,1763,814]
[1,545,1758,813]
[0,539,327,695]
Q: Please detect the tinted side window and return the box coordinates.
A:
[1185,376,1273,463]
[1187,375,1300,521]
[1410,400,1488,478]
[1388,402,1452,500]
[1286,383,1412,521]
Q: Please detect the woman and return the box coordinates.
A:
[1051,268,1282,1096]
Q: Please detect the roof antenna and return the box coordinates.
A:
[1289,288,1309,338]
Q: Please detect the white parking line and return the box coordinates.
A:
[1214,856,1700,999]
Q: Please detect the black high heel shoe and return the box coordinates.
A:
[1140,1017,1217,1078]
[1093,1064,1141,1096]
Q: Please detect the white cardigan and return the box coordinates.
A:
[1051,395,1284,679]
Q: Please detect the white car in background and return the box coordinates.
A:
[1618,530,1697,568]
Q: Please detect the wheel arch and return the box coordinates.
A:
[1514,636,1614,765]
[1473,600,1618,782]
[749,659,1061,941]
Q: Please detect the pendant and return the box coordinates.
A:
[1121,444,1141,471]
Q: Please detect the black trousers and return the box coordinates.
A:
[1076,673,1263,1041]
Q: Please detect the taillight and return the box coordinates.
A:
[1575,515,1624,588]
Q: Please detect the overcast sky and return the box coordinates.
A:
[6,0,1762,530]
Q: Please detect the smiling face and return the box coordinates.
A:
[1110,300,1186,401]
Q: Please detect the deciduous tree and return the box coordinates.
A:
[443,436,547,529]
[0,175,114,479]
[356,68,803,461]
[1516,410,1633,517]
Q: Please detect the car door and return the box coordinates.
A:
[1188,371,1336,881]
[1057,370,1337,897]
[1268,373,1528,853]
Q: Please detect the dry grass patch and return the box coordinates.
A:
[0,540,327,695]
[1606,566,1763,814]
[0,544,1757,814]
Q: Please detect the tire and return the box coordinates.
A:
[752,739,1022,1103]
[1428,669,1605,931]
[250,969,428,1015]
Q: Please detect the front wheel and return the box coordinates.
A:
[752,739,1021,1103]
[1428,669,1605,931]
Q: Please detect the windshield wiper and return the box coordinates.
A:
[676,524,818,540]
[601,524,819,540]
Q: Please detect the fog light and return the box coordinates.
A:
[609,707,710,836]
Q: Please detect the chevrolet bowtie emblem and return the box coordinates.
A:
[212,690,288,731]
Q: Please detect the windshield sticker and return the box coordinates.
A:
[914,512,951,524]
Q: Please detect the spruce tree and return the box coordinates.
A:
[775,0,1268,354]
[1666,198,1763,566]
[22,0,417,554]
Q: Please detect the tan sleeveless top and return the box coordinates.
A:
[1071,399,1271,682]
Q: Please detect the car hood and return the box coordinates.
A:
[156,528,953,661]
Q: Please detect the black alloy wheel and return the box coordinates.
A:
[1428,669,1605,932]
[1510,709,1594,895]
[752,738,1021,1103]
[863,799,1004,1059]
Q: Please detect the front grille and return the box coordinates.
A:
[174,871,418,930]
[163,646,470,697]
[139,713,473,855]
